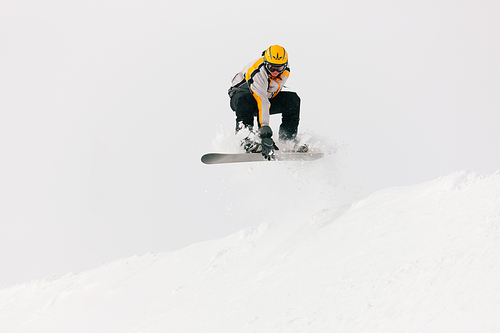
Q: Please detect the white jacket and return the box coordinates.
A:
[229,58,290,127]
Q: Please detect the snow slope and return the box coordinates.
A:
[1,169,499,332]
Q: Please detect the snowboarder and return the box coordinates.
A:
[228,45,307,160]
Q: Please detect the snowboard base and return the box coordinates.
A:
[201,152,324,165]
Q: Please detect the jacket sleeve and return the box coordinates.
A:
[246,66,271,127]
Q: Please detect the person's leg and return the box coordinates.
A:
[269,91,301,141]
[230,91,258,132]
[230,90,261,152]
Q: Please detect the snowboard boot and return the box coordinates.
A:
[236,122,261,153]
[278,135,308,153]
[278,126,308,152]
[295,143,309,153]
[278,138,309,153]
[241,137,262,153]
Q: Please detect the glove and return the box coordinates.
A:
[259,126,278,161]
[261,137,276,160]
[259,125,273,139]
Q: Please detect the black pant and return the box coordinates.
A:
[230,90,301,140]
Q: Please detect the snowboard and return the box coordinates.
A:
[201,152,324,165]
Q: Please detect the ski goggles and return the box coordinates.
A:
[266,63,286,73]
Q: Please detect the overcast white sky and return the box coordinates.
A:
[1,0,499,287]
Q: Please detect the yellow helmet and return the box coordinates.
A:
[262,45,288,75]
[263,45,288,65]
